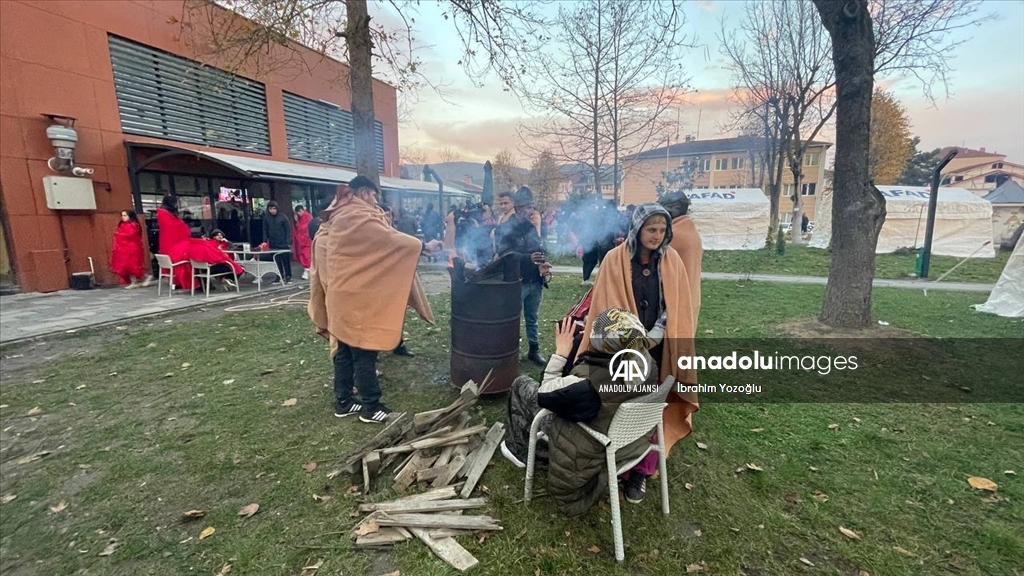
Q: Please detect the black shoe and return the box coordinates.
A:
[334,400,362,418]
[359,404,392,424]
[624,472,648,504]
[393,343,415,357]
[527,343,547,365]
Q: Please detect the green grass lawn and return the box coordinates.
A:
[1,280,1022,575]
[548,244,1011,284]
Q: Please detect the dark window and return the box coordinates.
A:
[801,182,817,196]
[955,176,964,182]
[941,177,951,185]
[282,91,385,172]
[108,35,270,154]
[985,175,997,183]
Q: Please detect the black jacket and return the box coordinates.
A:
[495,213,544,285]
[263,212,292,248]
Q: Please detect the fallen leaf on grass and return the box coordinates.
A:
[828,423,840,430]
[199,527,215,539]
[378,572,399,576]
[750,428,764,432]
[684,483,693,491]
[967,476,997,492]
[300,560,324,576]
[281,398,298,407]
[49,501,68,513]
[809,466,819,472]
[784,493,803,504]
[839,526,861,540]
[1,494,17,504]
[477,532,489,545]
[587,545,600,553]
[222,379,235,385]
[98,539,119,557]
[237,503,259,518]
[17,450,52,465]
[32,379,46,384]
[799,557,815,567]
[76,385,87,390]
[745,463,763,472]
[180,363,191,369]
[181,509,205,520]
[852,417,862,423]
[261,369,276,375]
[345,485,360,495]
[303,461,318,472]
[215,564,232,576]
[685,561,707,572]
[163,373,174,378]
[693,530,702,537]
[216,347,226,352]
[146,342,157,348]
[857,571,870,576]
[27,407,41,416]
[1005,470,1016,476]
[696,442,708,451]
[812,492,829,503]
[892,546,915,557]
[313,494,332,503]
[355,519,379,536]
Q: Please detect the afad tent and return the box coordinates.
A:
[810,186,995,258]
[685,188,770,250]
[974,232,1024,318]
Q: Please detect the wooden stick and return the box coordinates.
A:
[434,445,455,467]
[358,497,487,514]
[339,412,411,473]
[460,422,505,498]
[392,485,461,502]
[410,527,479,572]
[393,452,437,492]
[375,513,502,531]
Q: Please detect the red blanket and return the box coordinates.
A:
[157,208,190,255]
[110,221,145,283]
[293,211,312,268]
[166,238,244,289]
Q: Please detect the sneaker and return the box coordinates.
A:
[124,282,138,290]
[140,274,154,287]
[285,279,293,285]
[334,401,362,418]
[581,279,594,286]
[500,440,526,469]
[301,269,310,280]
[359,404,392,424]
[224,279,237,290]
[624,472,647,504]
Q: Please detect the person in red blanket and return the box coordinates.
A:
[166,230,244,292]
[293,205,313,280]
[110,209,153,289]
[157,194,190,255]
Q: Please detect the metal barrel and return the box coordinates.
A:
[449,254,521,394]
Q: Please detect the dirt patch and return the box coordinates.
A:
[774,318,918,339]
[419,270,451,296]
[772,318,947,360]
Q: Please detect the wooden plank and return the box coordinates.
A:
[354,526,412,547]
[361,451,381,494]
[376,513,502,531]
[410,425,487,449]
[460,422,505,498]
[415,465,450,483]
[393,452,437,491]
[431,454,466,488]
[410,527,479,573]
[359,497,488,514]
[434,445,455,468]
[338,412,412,474]
[428,528,473,539]
[393,485,460,502]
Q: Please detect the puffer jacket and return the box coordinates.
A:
[544,353,659,516]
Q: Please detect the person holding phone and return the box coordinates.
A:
[495,186,552,365]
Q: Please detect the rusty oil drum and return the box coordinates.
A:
[449,254,521,394]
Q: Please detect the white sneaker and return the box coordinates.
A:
[581,280,594,286]
[301,269,309,280]
[500,440,526,468]
[124,282,138,290]
[140,274,154,287]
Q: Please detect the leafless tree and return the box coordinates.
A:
[435,147,460,181]
[518,0,690,204]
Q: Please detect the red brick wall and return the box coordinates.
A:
[0,0,400,292]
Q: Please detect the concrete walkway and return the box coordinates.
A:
[0,281,297,345]
[547,266,995,293]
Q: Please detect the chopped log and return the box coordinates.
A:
[361,451,381,494]
[376,513,502,531]
[354,526,412,547]
[393,452,438,491]
[460,422,505,498]
[410,527,479,573]
[359,497,487,514]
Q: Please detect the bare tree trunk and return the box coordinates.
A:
[769,147,786,242]
[814,0,885,328]
[790,159,805,244]
[345,0,378,184]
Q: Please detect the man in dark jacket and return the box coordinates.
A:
[263,200,293,284]
[495,186,551,365]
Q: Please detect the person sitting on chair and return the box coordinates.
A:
[501,308,659,516]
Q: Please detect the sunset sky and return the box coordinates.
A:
[381,0,1024,168]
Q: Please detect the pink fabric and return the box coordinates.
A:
[293,211,313,268]
[110,221,145,283]
[618,435,659,480]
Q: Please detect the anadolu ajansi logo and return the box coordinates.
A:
[609,349,651,383]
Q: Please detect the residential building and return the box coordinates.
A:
[939,147,1024,195]
[620,136,831,218]
[557,163,618,201]
[0,0,400,292]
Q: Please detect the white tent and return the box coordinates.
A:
[809,186,995,258]
[974,232,1024,318]
[685,188,770,250]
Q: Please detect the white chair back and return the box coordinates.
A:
[605,376,675,452]
[190,259,212,272]
[155,253,173,268]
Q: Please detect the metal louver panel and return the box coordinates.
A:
[282,91,385,173]
[108,35,271,154]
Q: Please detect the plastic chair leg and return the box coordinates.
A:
[606,449,625,562]
[658,424,670,516]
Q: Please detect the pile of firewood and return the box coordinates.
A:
[332,377,506,572]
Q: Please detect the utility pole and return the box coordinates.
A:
[920,149,958,278]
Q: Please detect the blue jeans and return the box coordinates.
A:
[522,282,543,345]
[333,342,381,410]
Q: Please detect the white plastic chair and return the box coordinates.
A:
[154,254,187,298]
[524,375,675,562]
[189,260,240,298]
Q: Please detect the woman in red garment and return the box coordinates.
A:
[166,231,245,292]
[293,205,313,280]
[156,194,193,288]
[110,209,152,288]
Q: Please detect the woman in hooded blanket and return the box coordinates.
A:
[293,205,313,280]
[502,308,661,516]
[578,202,700,502]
